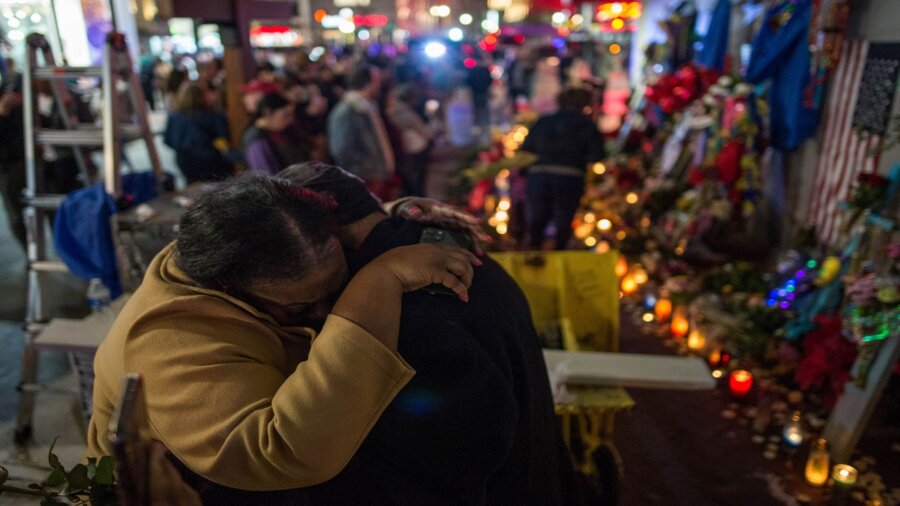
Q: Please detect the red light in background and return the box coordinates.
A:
[249,25,291,35]
[462,44,475,55]
[352,14,388,27]
[464,58,477,69]
[514,34,525,44]
[485,33,498,45]
[314,9,327,23]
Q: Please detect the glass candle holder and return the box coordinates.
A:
[804,438,829,486]
[728,369,753,398]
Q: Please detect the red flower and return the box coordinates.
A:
[795,316,858,409]
[857,172,889,187]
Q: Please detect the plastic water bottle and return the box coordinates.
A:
[86,278,111,314]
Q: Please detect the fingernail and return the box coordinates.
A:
[461,294,469,302]
[474,258,484,266]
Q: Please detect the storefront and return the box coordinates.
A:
[2,0,119,68]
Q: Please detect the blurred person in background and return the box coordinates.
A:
[138,47,159,110]
[465,56,493,141]
[520,87,604,250]
[163,66,189,111]
[0,62,24,250]
[386,83,434,197]
[243,92,307,174]
[164,81,236,183]
[239,78,281,120]
[285,74,329,162]
[327,65,397,200]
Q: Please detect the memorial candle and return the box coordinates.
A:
[728,369,753,398]
[782,411,804,448]
[615,255,628,278]
[670,307,689,338]
[804,438,829,486]
[687,328,706,351]
[832,464,857,488]
[621,275,638,296]
[654,296,672,321]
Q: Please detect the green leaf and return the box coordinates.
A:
[45,468,67,487]
[47,437,64,472]
[66,464,90,492]
[86,457,97,480]
[95,457,115,486]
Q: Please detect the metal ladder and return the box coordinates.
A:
[14,31,163,444]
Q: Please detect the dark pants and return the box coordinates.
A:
[400,148,430,197]
[526,172,584,250]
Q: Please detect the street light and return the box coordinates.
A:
[429,5,451,17]
[448,27,463,41]
[459,13,473,25]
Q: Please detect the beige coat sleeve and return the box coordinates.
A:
[125,313,414,491]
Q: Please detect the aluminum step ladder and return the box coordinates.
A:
[14,31,163,444]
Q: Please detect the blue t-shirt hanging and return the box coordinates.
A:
[745,0,819,150]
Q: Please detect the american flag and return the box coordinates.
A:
[807,40,876,248]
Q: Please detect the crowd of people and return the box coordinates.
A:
[0,41,612,254]
[152,48,486,201]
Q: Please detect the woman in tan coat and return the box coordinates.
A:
[87,174,478,495]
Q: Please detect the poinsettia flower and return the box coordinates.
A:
[857,172,890,187]
[795,316,858,408]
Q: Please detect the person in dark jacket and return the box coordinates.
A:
[285,163,580,506]
[520,87,604,250]
[163,81,235,184]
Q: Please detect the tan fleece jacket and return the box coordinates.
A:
[86,243,415,490]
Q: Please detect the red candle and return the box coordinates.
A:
[729,369,753,398]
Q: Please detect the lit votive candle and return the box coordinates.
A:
[621,275,638,296]
[670,307,689,338]
[783,427,803,447]
[783,410,804,448]
[728,369,753,398]
[654,297,672,321]
[832,464,857,488]
[687,329,706,351]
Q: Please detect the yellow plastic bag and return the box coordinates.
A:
[490,251,619,352]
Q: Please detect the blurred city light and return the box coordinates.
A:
[448,27,463,41]
[424,41,447,58]
[459,13,473,25]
